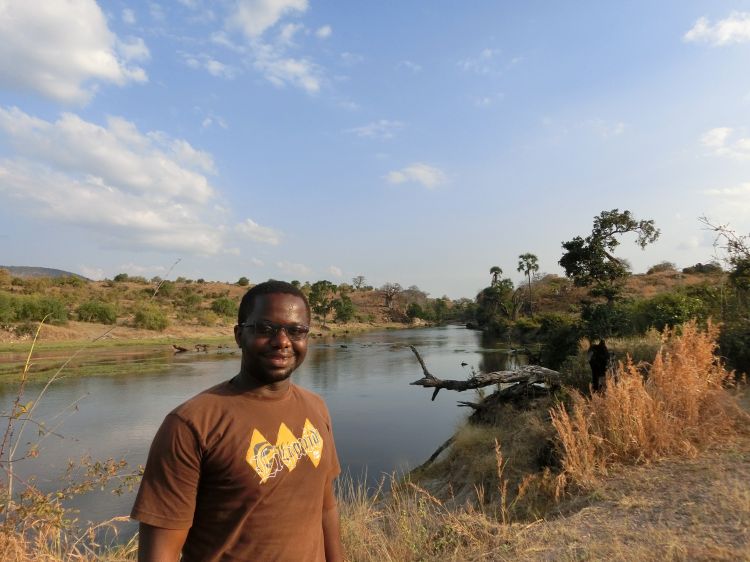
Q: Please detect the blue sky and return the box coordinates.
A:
[1,1,749,299]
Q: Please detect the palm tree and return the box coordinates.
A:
[516,253,539,316]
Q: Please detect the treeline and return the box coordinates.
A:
[468,210,750,376]
[0,269,472,336]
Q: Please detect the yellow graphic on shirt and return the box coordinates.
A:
[245,419,324,483]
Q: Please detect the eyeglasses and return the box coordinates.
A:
[239,320,310,341]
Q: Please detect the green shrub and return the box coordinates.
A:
[156,280,176,298]
[630,292,705,333]
[179,292,203,311]
[719,320,750,378]
[211,296,237,317]
[333,296,355,323]
[196,310,219,326]
[646,261,677,275]
[134,306,169,331]
[0,291,15,323]
[237,276,250,286]
[113,273,129,282]
[15,295,68,324]
[406,302,424,319]
[76,300,117,324]
[537,313,582,370]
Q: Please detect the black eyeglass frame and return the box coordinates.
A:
[238,320,311,341]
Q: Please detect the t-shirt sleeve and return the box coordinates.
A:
[130,413,202,529]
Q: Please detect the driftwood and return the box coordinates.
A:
[172,344,189,353]
[409,345,561,401]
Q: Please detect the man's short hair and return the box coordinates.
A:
[237,280,311,325]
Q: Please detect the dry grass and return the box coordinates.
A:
[551,320,748,489]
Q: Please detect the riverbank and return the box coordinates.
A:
[0,318,427,382]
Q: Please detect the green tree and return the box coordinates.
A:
[77,300,117,324]
[490,266,502,287]
[309,280,337,325]
[237,276,250,286]
[332,294,355,323]
[516,253,539,316]
[211,296,237,317]
[113,273,129,282]
[559,209,659,302]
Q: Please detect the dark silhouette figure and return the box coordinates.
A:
[588,339,609,392]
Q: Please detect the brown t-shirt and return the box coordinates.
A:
[131,380,340,562]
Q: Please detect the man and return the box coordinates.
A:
[588,338,609,392]
[131,280,343,561]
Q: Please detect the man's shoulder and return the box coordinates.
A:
[170,380,236,420]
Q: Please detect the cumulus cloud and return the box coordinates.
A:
[684,12,750,45]
[276,260,311,276]
[0,0,148,104]
[315,25,332,39]
[235,219,281,245]
[0,107,274,255]
[701,127,750,159]
[252,47,321,93]
[328,266,343,277]
[347,120,403,140]
[227,0,308,39]
[385,163,447,189]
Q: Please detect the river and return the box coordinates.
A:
[0,325,524,539]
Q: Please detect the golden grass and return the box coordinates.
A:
[551,320,748,489]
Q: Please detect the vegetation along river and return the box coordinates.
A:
[0,325,526,539]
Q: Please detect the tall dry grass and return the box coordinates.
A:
[551,320,748,489]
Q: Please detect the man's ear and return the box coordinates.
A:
[234,325,242,348]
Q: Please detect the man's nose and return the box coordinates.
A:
[269,327,292,347]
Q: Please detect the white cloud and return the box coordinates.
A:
[328,266,343,278]
[588,119,626,138]
[701,127,750,159]
[458,48,501,75]
[0,0,148,104]
[201,115,229,129]
[315,25,332,39]
[183,53,238,79]
[235,219,282,245]
[397,60,422,72]
[122,9,136,25]
[340,52,364,66]
[80,266,105,280]
[118,37,151,62]
[347,120,403,140]
[684,12,750,45]
[227,0,308,39]
[0,107,231,254]
[385,163,447,189]
[703,182,750,221]
[276,260,311,276]
[253,47,321,93]
[278,22,304,45]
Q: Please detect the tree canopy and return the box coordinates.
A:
[559,209,659,301]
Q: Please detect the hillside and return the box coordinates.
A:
[0,265,86,279]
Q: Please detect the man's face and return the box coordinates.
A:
[234,293,310,385]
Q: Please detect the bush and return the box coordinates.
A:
[0,291,15,323]
[682,262,722,274]
[134,306,169,331]
[333,296,355,323]
[211,296,237,317]
[113,273,129,282]
[719,320,750,378]
[76,300,117,324]
[580,301,631,339]
[156,280,176,298]
[630,292,705,333]
[179,292,203,311]
[237,276,250,286]
[646,261,677,275]
[196,310,219,326]
[406,302,424,319]
[15,295,68,324]
[537,313,581,370]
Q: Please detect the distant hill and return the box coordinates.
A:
[0,266,87,280]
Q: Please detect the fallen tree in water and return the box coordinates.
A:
[408,345,561,402]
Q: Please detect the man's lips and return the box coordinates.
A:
[264,354,294,365]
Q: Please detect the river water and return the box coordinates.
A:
[0,325,524,537]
